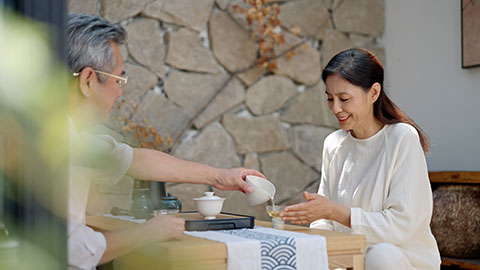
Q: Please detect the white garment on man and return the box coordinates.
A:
[311,123,441,270]
[67,117,133,270]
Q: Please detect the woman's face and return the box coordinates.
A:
[325,74,377,136]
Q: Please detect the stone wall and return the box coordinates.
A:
[69,0,385,220]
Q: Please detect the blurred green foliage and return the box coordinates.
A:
[0,12,68,269]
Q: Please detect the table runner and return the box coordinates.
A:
[185,226,328,270]
[103,214,145,223]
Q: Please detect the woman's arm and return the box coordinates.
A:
[348,131,433,245]
[283,137,340,228]
[281,192,351,227]
[283,127,433,246]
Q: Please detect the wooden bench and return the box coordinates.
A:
[429,171,480,270]
[429,171,480,184]
[440,257,480,270]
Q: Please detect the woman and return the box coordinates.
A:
[281,48,441,269]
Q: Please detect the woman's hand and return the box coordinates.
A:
[280,192,333,225]
[213,168,266,194]
[281,192,351,227]
[144,214,185,242]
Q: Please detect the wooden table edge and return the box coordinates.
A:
[87,215,366,269]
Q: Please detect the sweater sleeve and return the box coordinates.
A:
[89,134,133,186]
[350,127,433,245]
[68,224,106,269]
[71,131,133,187]
[311,137,334,231]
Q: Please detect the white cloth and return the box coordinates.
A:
[102,214,145,224]
[67,224,107,270]
[311,123,441,270]
[186,230,261,270]
[365,243,412,270]
[67,117,133,270]
[185,226,328,270]
[254,227,328,270]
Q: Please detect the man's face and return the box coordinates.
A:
[88,42,125,121]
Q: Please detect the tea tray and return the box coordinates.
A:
[180,211,255,231]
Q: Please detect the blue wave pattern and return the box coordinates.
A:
[220,229,297,270]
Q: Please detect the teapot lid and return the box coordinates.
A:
[161,192,178,200]
[194,192,225,201]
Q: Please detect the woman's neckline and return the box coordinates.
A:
[347,124,388,142]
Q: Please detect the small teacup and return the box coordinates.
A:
[266,205,285,229]
[271,217,285,229]
[245,175,275,206]
[266,205,284,218]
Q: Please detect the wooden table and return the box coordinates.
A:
[87,216,365,270]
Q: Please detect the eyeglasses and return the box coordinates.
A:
[73,69,128,86]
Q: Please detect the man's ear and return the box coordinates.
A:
[369,82,381,104]
[78,68,96,97]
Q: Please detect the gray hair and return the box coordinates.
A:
[67,13,126,82]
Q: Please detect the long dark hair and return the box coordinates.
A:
[322,48,430,154]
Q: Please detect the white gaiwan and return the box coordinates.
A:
[245,175,276,206]
[193,192,225,219]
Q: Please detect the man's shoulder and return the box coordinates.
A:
[85,124,133,152]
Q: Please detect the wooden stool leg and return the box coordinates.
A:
[97,261,114,270]
[353,254,364,270]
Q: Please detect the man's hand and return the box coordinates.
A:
[101,214,186,264]
[144,215,185,242]
[213,168,266,194]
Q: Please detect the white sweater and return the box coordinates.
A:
[311,123,441,270]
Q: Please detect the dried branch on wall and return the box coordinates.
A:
[115,100,172,153]
[233,0,291,70]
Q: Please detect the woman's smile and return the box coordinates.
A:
[337,115,351,122]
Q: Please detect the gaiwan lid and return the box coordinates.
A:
[193,192,225,201]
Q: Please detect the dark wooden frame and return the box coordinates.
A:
[461,0,480,68]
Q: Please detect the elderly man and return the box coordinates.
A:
[66,13,264,269]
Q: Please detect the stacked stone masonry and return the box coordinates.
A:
[69,0,385,220]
